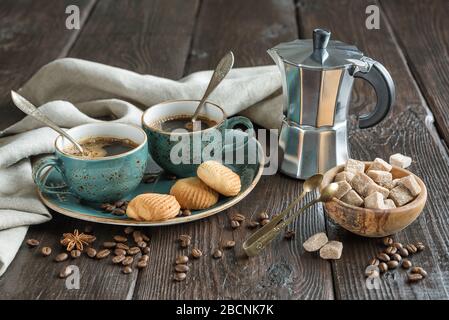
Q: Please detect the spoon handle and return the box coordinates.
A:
[11,91,84,154]
[191,51,234,122]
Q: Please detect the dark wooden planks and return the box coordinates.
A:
[0,0,96,129]
[133,0,335,300]
[0,0,199,299]
[380,0,449,146]
[298,0,449,299]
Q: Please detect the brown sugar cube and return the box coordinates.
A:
[345,159,365,174]
[367,158,392,172]
[389,153,412,169]
[334,181,352,199]
[383,178,400,190]
[350,172,374,197]
[398,175,421,197]
[365,183,390,199]
[319,241,343,260]
[367,170,393,188]
[364,192,386,209]
[384,199,397,209]
[340,190,364,207]
[303,232,329,252]
[389,185,414,207]
[334,171,355,183]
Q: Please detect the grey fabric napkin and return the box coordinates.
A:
[0,58,282,276]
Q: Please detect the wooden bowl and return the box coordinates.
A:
[321,162,427,238]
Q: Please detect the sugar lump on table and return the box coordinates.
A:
[389,185,414,207]
[367,157,392,172]
[345,159,365,174]
[364,192,386,209]
[319,241,343,260]
[398,175,421,197]
[389,153,412,169]
[303,232,329,252]
[340,190,364,207]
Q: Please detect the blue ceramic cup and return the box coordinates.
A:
[142,100,254,177]
[33,123,148,203]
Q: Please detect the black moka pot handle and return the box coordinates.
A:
[353,59,395,128]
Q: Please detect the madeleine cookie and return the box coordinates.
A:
[126,193,180,221]
[170,177,219,210]
[197,161,241,196]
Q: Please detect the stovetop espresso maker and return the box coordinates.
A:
[268,28,395,179]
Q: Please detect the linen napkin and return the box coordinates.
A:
[0,58,282,276]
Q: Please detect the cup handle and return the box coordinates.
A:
[224,116,254,131]
[32,157,73,195]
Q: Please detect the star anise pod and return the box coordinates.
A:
[60,229,96,251]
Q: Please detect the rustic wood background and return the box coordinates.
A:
[1,0,449,300]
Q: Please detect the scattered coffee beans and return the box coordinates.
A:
[393,242,403,249]
[96,249,111,259]
[103,241,117,249]
[86,247,97,258]
[224,240,236,249]
[127,247,141,255]
[133,231,143,243]
[411,266,427,278]
[179,234,191,248]
[191,248,202,259]
[284,230,295,240]
[398,248,409,257]
[387,260,399,270]
[54,253,68,262]
[258,212,269,221]
[124,226,134,235]
[408,273,423,282]
[26,239,40,247]
[113,235,127,243]
[382,237,393,246]
[112,255,126,264]
[405,244,418,254]
[368,258,380,266]
[114,248,127,256]
[137,259,148,269]
[213,249,223,259]
[175,264,190,273]
[141,254,149,262]
[402,259,412,269]
[377,253,390,262]
[141,233,150,242]
[232,213,245,222]
[247,221,260,229]
[122,266,133,274]
[71,249,81,259]
[122,256,134,266]
[260,219,270,226]
[379,262,388,273]
[416,242,425,252]
[176,255,189,264]
[231,220,240,229]
[41,247,52,257]
[182,209,192,217]
[116,243,129,251]
[174,272,186,281]
[142,247,150,254]
[384,246,397,255]
[137,241,147,249]
[391,253,402,262]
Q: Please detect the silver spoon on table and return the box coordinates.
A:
[11,90,84,154]
[186,51,234,131]
[243,182,339,257]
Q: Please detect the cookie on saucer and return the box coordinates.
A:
[197,161,241,196]
[126,193,180,221]
[170,177,219,210]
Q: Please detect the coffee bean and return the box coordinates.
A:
[86,247,97,258]
[416,242,425,252]
[59,266,74,278]
[41,246,52,257]
[137,260,148,269]
[224,240,236,249]
[116,243,129,250]
[379,262,388,273]
[113,235,127,243]
[191,248,202,259]
[260,219,270,226]
[387,260,399,270]
[408,273,423,282]
[402,259,412,269]
[124,226,134,235]
[114,248,127,256]
[377,253,390,262]
[398,248,409,257]
[71,249,81,259]
[175,264,190,273]
[384,246,397,255]
[365,269,379,278]
[231,220,240,229]
[127,247,141,255]
[391,253,402,262]
[175,255,189,264]
[103,241,117,249]
[104,205,115,212]
[96,249,111,259]
[393,242,403,249]
[405,244,418,254]
[112,255,126,264]
[54,253,68,262]
[141,233,150,242]
[26,239,40,248]
[174,272,186,281]
[182,209,192,217]
[247,221,260,229]
[100,203,111,210]
[115,200,125,208]
[122,266,133,274]
[122,256,134,266]
[382,237,394,246]
[132,231,143,243]
[140,254,150,262]
[258,212,269,221]
[368,258,380,266]
[142,247,150,254]
[112,208,126,216]
[232,213,245,222]
[179,234,192,242]
[137,241,147,249]
[284,230,295,240]
[213,249,223,259]
[411,266,428,278]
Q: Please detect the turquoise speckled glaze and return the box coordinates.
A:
[33,123,148,203]
[142,100,254,177]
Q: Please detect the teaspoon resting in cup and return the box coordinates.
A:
[186,51,234,131]
[10,90,84,154]
[243,182,339,257]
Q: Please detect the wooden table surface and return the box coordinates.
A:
[1,0,449,300]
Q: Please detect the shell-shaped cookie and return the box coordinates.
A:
[170,177,219,210]
[126,193,180,221]
[197,161,241,196]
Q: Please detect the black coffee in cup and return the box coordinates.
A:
[64,137,138,158]
[151,115,217,132]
